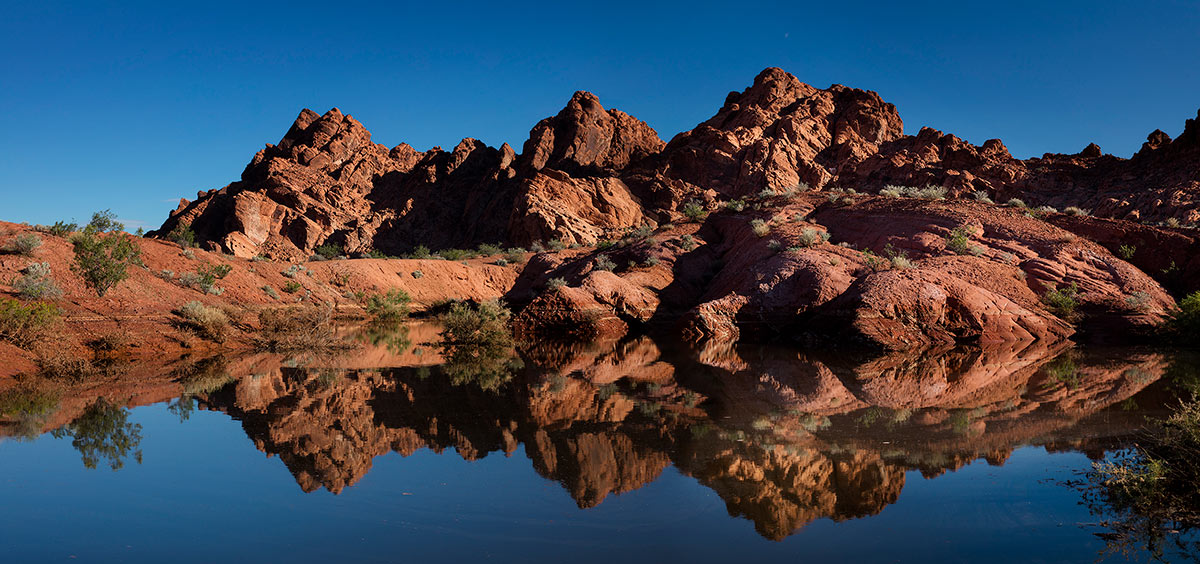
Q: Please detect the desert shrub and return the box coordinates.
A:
[165,222,196,247]
[157,269,175,281]
[70,212,142,297]
[1043,282,1081,320]
[913,185,947,199]
[681,200,708,221]
[626,225,654,241]
[255,306,348,352]
[314,242,343,260]
[1064,206,1091,216]
[0,298,60,348]
[679,234,697,251]
[545,277,567,292]
[1086,398,1200,558]
[796,228,828,248]
[45,221,78,237]
[262,285,280,299]
[438,248,472,260]
[756,188,776,200]
[282,264,307,278]
[178,301,229,342]
[643,256,661,267]
[971,190,994,204]
[476,243,502,256]
[528,241,546,253]
[890,255,914,270]
[438,300,519,391]
[181,249,196,260]
[547,239,567,251]
[945,226,984,256]
[1167,291,1200,342]
[593,255,616,271]
[364,289,411,322]
[596,240,617,251]
[408,245,432,259]
[501,248,525,263]
[411,270,424,279]
[282,280,302,294]
[1167,217,1182,228]
[860,250,888,272]
[1006,198,1027,208]
[879,185,905,198]
[1116,244,1137,260]
[4,233,42,256]
[724,199,746,212]
[750,219,770,237]
[84,209,123,233]
[14,262,62,300]
[1036,205,1058,215]
[1125,291,1153,313]
[766,239,782,252]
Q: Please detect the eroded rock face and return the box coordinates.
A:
[512,194,1173,350]
[155,67,1199,261]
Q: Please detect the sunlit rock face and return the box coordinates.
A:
[152,68,1200,262]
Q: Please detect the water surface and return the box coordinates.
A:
[1,326,1194,562]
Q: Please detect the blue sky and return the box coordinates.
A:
[2,1,1198,229]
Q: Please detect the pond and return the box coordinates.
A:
[1,323,1196,563]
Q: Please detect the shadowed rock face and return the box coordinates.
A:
[152,67,1200,260]
[125,334,1184,540]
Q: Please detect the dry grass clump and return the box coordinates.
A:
[0,298,60,349]
[254,306,353,352]
[178,301,230,343]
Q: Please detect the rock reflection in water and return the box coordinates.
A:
[2,322,1185,542]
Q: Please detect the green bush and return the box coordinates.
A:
[45,221,78,237]
[679,234,697,251]
[282,280,302,294]
[262,285,280,299]
[1064,206,1091,216]
[438,248,473,260]
[724,199,746,212]
[165,222,196,247]
[364,289,411,322]
[971,190,994,204]
[547,239,567,251]
[1168,291,1200,342]
[1118,244,1137,260]
[502,248,526,263]
[1043,282,1081,320]
[593,255,616,271]
[314,242,343,260]
[476,243,502,256]
[0,298,60,348]
[438,300,519,391]
[408,245,431,259]
[178,301,230,342]
[14,262,62,300]
[5,233,43,256]
[70,211,142,297]
[545,277,567,292]
[681,200,708,222]
[945,226,984,256]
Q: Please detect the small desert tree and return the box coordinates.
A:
[71,210,143,297]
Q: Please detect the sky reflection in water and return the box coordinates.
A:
[0,323,1195,563]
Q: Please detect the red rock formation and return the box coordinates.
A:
[153,67,1200,261]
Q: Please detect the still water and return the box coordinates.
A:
[0,323,1195,563]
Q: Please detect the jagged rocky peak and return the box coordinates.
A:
[521,90,664,175]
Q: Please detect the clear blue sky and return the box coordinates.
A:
[2,0,1198,230]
